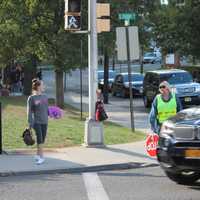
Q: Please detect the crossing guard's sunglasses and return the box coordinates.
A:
[159,85,166,89]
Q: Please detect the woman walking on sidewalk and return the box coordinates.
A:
[27,79,48,165]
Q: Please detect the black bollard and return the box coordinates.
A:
[0,102,2,154]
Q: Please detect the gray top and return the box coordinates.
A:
[27,94,48,127]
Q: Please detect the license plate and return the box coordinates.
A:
[185,149,200,158]
[184,97,191,102]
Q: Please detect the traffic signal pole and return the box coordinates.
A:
[88,0,98,119]
[64,0,105,147]
[84,0,104,147]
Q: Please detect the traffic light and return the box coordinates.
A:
[64,0,81,31]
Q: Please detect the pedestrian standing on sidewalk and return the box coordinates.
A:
[149,81,182,134]
[27,79,48,165]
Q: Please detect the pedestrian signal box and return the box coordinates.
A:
[64,0,81,31]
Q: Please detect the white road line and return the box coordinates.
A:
[83,173,110,200]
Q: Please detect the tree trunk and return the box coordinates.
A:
[112,53,115,71]
[55,70,64,108]
[140,45,144,74]
[103,48,109,104]
[23,55,37,95]
[193,56,196,65]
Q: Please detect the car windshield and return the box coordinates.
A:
[124,74,144,82]
[144,53,155,57]
[160,72,193,84]
[98,71,116,80]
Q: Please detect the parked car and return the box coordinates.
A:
[98,70,116,92]
[143,52,161,64]
[157,107,200,185]
[111,73,144,98]
[143,69,200,108]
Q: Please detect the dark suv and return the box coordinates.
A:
[157,107,200,185]
[143,69,200,108]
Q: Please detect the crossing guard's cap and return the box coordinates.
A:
[159,81,171,92]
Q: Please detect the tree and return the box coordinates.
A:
[176,1,200,60]
[149,0,200,61]
[0,1,40,93]
[23,0,83,107]
[0,0,85,107]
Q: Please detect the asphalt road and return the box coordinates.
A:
[1,167,200,200]
[43,70,151,130]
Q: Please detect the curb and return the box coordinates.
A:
[0,162,159,177]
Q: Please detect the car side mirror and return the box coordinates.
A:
[152,81,157,85]
[193,78,198,83]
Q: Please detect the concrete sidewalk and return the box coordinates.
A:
[0,141,159,177]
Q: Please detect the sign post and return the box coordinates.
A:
[126,25,135,132]
[116,13,139,132]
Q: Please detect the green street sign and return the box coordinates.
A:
[118,13,136,21]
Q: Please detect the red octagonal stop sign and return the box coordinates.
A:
[145,133,159,157]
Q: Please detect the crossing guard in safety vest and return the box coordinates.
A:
[149,81,182,134]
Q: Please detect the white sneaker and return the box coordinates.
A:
[34,155,40,161]
[36,157,45,165]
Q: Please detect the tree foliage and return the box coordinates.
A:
[150,0,200,59]
[0,0,87,107]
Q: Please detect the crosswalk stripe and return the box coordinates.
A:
[83,173,110,200]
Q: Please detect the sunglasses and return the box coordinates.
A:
[159,85,166,89]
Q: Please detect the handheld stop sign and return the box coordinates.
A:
[145,133,159,157]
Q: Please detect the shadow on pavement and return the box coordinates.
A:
[106,147,157,161]
[0,154,85,176]
[99,171,165,178]
[0,172,81,184]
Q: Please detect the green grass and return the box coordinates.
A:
[0,96,145,150]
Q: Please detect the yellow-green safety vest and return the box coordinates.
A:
[157,93,177,123]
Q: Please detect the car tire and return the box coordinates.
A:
[143,95,151,108]
[165,171,200,185]
[111,89,116,97]
[121,89,127,98]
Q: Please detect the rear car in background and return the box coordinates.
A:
[143,52,161,64]
[111,72,144,98]
[157,107,200,185]
[98,70,116,92]
[143,69,200,108]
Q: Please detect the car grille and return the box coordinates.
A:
[174,125,195,140]
[177,87,195,93]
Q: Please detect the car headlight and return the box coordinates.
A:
[139,87,143,93]
[124,82,129,88]
[99,80,104,84]
[160,121,175,137]
[195,86,200,92]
